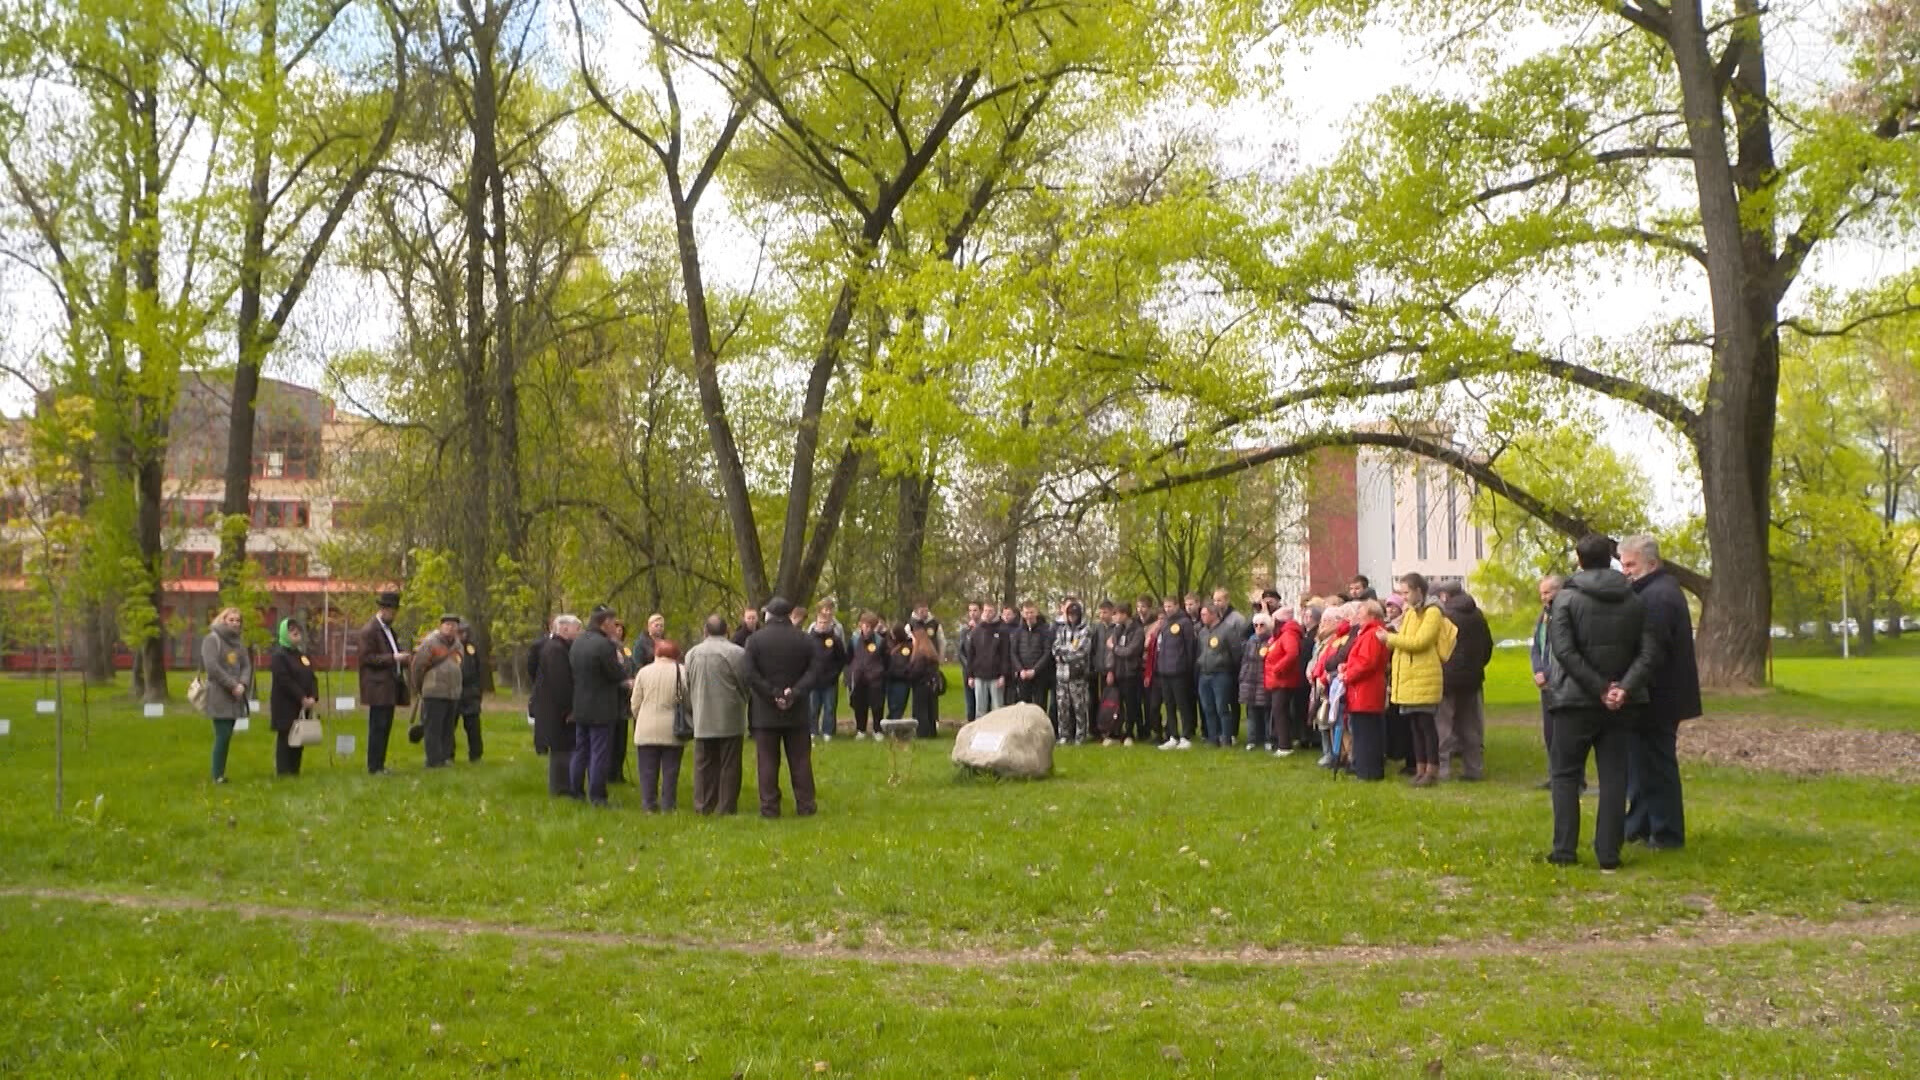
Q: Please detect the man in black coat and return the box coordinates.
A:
[1153,596,1199,748]
[529,616,579,796]
[1545,535,1663,871]
[455,620,484,763]
[742,596,828,817]
[568,608,633,806]
[1008,602,1056,716]
[1620,535,1702,850]
[1433,583,1494,781]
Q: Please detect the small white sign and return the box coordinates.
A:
[334,696,356,711]
[144,703,164,718]
[972,731,1005,753]
[335,734,356,755]
[35,700,55,715]
[0,719,10,736]
[234,716,250,732]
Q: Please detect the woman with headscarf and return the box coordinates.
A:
[199,606,253,784]
[268,617,319,777]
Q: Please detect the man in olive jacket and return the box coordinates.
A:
[568,608,633,806]
[410,614,465,769]
[1545,535,1663,871]
[1620,534,1701,850]
[742,597,827,818]
[686,615,752,815]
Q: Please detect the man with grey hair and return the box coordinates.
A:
[530,615,582,795]
[1530,575,1566,789]
[1618,534,1700,850]
[686,614,752,815]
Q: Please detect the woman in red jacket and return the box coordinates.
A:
[1340,601,1390,781]
[1262,609,1305,755]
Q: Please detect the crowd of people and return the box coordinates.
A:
[194,533,1700,863]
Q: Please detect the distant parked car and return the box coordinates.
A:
[1798,621,1821,635]
[1874,619,1892,633]
[1830,619,1859,635]
[1769,625,1791,639]
[1903,616,1920,632]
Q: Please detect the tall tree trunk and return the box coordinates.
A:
[219,0,280,589]
[131,72,170,702]
[1670,0,1772,688]
[892,467,934,621]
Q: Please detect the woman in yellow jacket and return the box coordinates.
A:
[1380,572,1447,787]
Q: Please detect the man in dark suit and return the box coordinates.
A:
[1620,534,1702,850]
[528,615,580,796]
[742,596,827,817]
[568,607,633,806]
[356,591,410,775]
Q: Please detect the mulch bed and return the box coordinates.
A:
[1680,716,1920,782]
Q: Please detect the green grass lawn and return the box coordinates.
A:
[2,651,1916,1076]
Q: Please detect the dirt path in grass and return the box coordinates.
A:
[4,885,1916,969]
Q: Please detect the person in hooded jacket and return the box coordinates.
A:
[1239,612,1274,751]
[1052,601,1095,744]
[1105,603,1146,745]
[845,611,889,739]
[1263,607,1306,754]
[268,617,318,777]
[1433,583,1494,781]
[1545,534,1663,871]
[1153,596,1199,748]
[200,606,253,784]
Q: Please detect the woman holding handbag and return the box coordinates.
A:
[199,607,253,784]
[269,618,320,777]
[629,639,686,812]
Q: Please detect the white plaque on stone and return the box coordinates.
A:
[35,700,55,715]
[0,719,10,736]
[334,696,356,711]
[144,703,165,718]
[972,731,1005,754]
[335,734,356,755]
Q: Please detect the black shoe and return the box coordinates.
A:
[1645,839,1683,852]
[1598,861,1621,873]
[1535,779,1552,790]
[1542,852,1576,867]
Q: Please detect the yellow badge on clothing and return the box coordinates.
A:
[866,643,877,653]
[1259,646,1270,657]
[301,655,311,666]
[1209,636,1219,648]
[226,651,237,665]
[899,647,910,657]
[466,644,476,655]
[1169,624,1181,635]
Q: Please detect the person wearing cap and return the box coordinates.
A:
[268,617,319,777]
[356,590,412,775]
[411,614,465,768]
[742,596,829,817]
[1051,600,1094,744]
[456,620,484,763]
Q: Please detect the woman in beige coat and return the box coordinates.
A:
[629,639,685,811]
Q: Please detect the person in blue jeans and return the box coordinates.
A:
[1195,605,1237,746]
[805,603,848,740]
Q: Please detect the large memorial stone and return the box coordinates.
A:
[951,704,1054,779]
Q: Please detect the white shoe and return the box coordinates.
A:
[823,733,832,742]
[1159,738,1178,750]
[1123,738,1133,747]
[1244,742,1257,752]
[1177,738,1192,750]
[1102,738,1117,747]
[1274,748,1295,757]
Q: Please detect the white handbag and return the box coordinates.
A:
[289,711,323,747]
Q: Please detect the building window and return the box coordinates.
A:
[1415,469,1429,561]
[250,500,310,529]
[167,551,215,578]
[1447,473,1459,561]
[265,452,285,479]
[254,551,310,577]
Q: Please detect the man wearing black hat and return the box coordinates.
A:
[742,596,828,817]
[412,614,465,768]
[356,591,411,774]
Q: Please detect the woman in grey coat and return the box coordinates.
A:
[199,606,253,783]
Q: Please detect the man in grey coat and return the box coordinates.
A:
[685,614,752,815]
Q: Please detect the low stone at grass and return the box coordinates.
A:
[951,704,1054,778]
